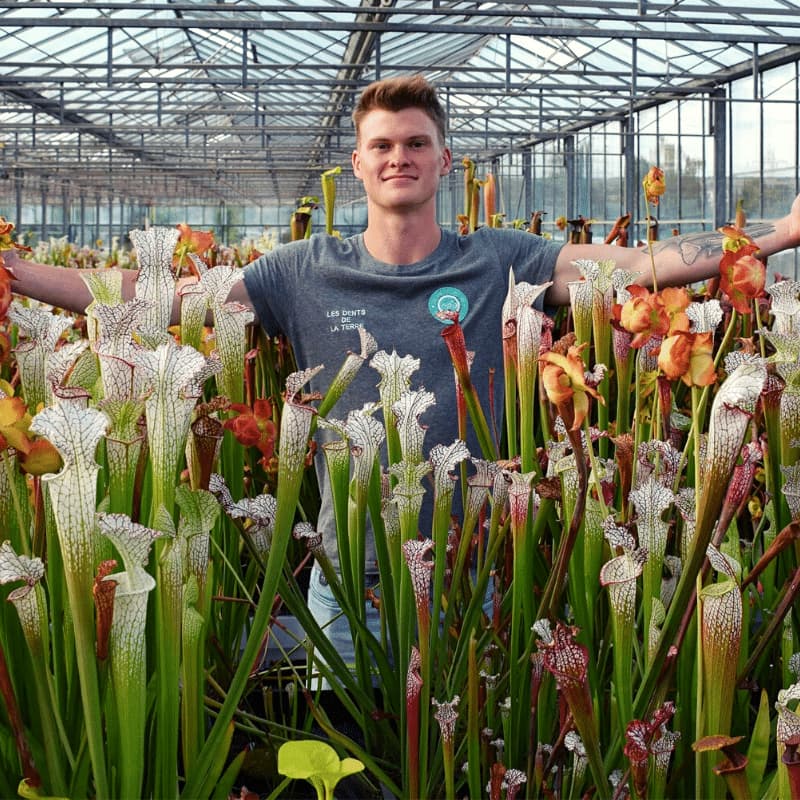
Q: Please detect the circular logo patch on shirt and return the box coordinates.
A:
[428,286,469,325]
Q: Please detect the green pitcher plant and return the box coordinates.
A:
[0,224,320,799]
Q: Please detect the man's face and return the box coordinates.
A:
[352,107,452,213]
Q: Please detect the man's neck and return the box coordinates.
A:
[361,211,442,265]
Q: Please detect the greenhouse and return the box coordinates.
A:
[1,1,799,272]
[2,2,800,800]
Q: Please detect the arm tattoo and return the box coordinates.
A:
[649,222,776,266]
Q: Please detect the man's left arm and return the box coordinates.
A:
[545,192,800,306]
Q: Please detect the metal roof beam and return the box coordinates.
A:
[3,0,800,24]
[4,15,800,45]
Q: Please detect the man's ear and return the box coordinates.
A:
[440,146,453,176]
[352,149,362,179]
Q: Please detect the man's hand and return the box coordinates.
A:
[787,192,800,245]
[0,245,23,278]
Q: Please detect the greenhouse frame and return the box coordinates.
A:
[2,1,800,276]
[5,5,800,800]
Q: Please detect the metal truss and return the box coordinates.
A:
[1,0,799,209]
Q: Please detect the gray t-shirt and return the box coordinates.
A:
[243,226,562,570]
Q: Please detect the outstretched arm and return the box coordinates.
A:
[4,247,116,314]
[3,247,254,321]
[545,193,800,306]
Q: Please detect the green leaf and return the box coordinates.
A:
[210,747,247,800]
[337,758,366,779]
[746,689,772,799]
[17,778,69,800]
[278,740,340,779]
[277,741,364,799]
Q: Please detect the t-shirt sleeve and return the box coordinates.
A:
[491,228,564,309]
[242,248,291,338]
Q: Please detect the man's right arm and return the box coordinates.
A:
[3,247,256,322]
[4,248,134,314]
[223,275,253,308]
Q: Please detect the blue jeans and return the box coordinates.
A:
[306,562,383,687]
[306,560,494,682]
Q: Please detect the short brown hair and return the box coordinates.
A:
[352,75,447,144]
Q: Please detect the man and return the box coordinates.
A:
[6,75,800,649]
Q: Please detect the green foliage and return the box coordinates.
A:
[277,740,365,800]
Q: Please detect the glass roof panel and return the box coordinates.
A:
[2,0,800,206]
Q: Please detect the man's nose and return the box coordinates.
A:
[389,145,411,165]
